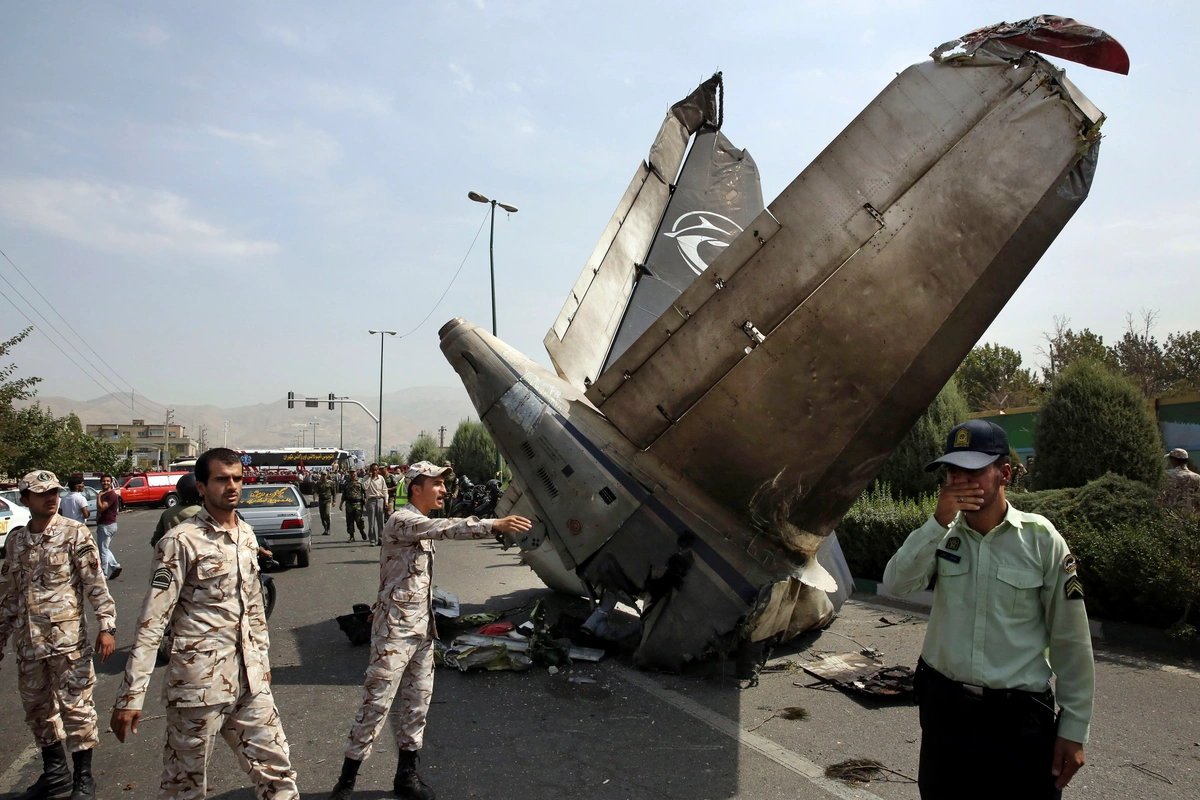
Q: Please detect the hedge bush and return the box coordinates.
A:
[1033,360,1165,490]
[838,473,1196,629]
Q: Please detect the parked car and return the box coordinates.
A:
[0,495,32,557]
[82,476,122,511]
[57,485,99,524]
[237,484,316,567]
[116,471,189,508]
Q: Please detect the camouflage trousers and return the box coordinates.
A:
[162,685,298,800]
[345,503,366,539]
[345,634,435,761]
[18,651,98,752]
[318,499,332,531]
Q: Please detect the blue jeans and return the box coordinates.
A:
[95,523,121,575]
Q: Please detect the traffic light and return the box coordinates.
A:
[328,393,336,411]
[287,391,295,409]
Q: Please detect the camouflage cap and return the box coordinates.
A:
[18,469,64,493]
[405,460,453,487]
[1168,447,1189,460]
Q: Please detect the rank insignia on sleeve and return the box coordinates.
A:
[151,568,173,590]
[77,544,95,560]
[946,537,961,551]
[1064,576,1084,600]
[1063,554,1077,574]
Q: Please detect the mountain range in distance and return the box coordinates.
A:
[17,385,478,456]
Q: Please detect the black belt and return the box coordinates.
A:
[916,658,1056,711]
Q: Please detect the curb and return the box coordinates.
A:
[852,578,1200,660]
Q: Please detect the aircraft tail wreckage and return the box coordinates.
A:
[440,15,1128,671]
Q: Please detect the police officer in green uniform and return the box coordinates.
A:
[315,471,335,535]
[339,471,367,542]
[883,419,1093,799]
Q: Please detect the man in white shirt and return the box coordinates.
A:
[58,478,90,524]
[363,463,389,546]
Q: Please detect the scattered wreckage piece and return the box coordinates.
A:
[800,653,915,699]
[452,633,604,663]
[439,640,534,673]
[442,15,1127,671]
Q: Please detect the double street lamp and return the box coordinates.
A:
[468,191,518,336]
[368,329,397,463]
[468,191,518,477]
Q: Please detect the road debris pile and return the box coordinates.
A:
[800,653,914,700]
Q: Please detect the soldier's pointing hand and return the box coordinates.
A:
[492,515,533,534]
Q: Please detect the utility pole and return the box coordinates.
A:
[310,421,320,448]
[162,409,174,469]
[438,425,447,448]
[223,420,229,448]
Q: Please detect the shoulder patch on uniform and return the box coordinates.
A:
[946,536,961,551]
[76,543,96,560]
[151,567,173,590]
[1064,575,1084,600]
[1063,553,1077,574]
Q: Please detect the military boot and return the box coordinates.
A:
[69,749,95,800]
[328,756,360,800]
[393,749,435,800]
[14,742,71,800]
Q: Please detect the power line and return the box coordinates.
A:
[0,287,115,399]
[0,269,126,398]
[0,246,166,413]
[396,208,491,340]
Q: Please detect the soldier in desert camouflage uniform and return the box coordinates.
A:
[340,470,368,542]
[0,469,116,800]
[316,470,335,535]
[1165,448,1200,513]
[327,461,531,800]
[110,448,299,800]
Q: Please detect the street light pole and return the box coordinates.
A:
[310,421,320,448]
[467,192,517,477]
[368,330,397,463]
[468,191,518,336]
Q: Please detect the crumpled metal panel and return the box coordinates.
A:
[544,76,723,391]
[594,57,1033,448]
[648,58,1101,535]
[933,14,1130,75]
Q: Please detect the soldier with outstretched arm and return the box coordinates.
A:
[110,448,299,799]
[882,420,1094,800]
[0,470,116,800]
[328,461,531,800]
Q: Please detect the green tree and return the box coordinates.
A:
[873,376,970,499]
[444,420,501,484]
[1164,330,1200,394]
[1,405,121,478]
[1114,311,1171,398]
[954,343,1042,412]
[405,433,442,465]
[1032,360,1164,490]
[1038,316,1118,384]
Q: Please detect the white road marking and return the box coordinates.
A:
[0,743,38,794]
[615,666,888,800]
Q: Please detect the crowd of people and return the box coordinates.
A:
[0,451,531,799]
[0,430,1197,799]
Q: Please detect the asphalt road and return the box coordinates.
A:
[1,505,1198,799]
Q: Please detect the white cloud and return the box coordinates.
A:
[449,63,474,92]
[206,124,344,180]
[261,24,326,54]
[129,24,169,49]
[0,178,278,258]
[508,82,522,93]
[302,82,393,116]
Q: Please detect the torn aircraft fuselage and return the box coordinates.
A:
[441,16,1127,671]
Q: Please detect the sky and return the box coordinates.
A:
[0,1,1195,412]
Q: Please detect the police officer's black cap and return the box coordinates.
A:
[924,419,1010,472]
